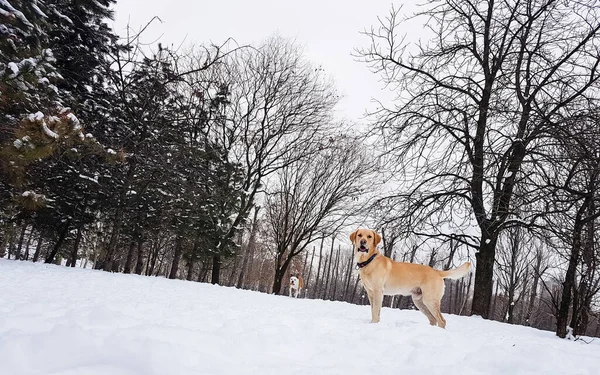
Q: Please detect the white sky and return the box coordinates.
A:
[112,0,417,124]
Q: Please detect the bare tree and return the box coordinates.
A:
[542,112,600,338]
[264,135,375,294]
[359,0,600,318]
[183,36,339,284]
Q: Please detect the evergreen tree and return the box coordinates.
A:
[0,0,118,260]
[1,0,60,140]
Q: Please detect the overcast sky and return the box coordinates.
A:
[112,0,418,124]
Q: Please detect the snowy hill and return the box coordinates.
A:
[1,259,598,375]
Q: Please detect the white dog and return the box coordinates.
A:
[289,275,304,298]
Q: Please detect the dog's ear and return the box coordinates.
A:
[373,230,381,246]
[350,229,358,244]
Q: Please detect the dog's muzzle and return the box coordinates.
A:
[358,245,368,253]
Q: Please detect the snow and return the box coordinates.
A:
[42,120,59,139]
[28,111,44,121]
[47,84,59,94]
[7,61,19,77]
[0,0,33,27]
[13,138,23,149]
[78,174,99,184]
[31,2,47,18]
[20,191,45,201]
[1,259,599,375]
[66,113,81,130]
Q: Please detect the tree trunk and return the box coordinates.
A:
[155,251,165,276]
[525,252,542,325]
[448,281,454,314]
[68,225,82,267]
[186,256,195,281]
[301,249,309,279]
[15,223,27,260]
[459,273,473,316]
[45,220,71,264]
[123,240,136,274]
[570,281,582,335]
[557,209,585,338]
[7,225,17,260]
[444,238,458,270]
[273,265,285,295]
[169,234,184,279]
[185,235,200,281]
[22,225,34,261]
[304,247,316,297]
[490,281,500,320]
[148,240,160,276]
[323,239,335,299]
[313,238,325,298]
[507,285,515,324]
[351,274,361,304]
[471,235,497,318]
[331,246,341,300]
[237,208,260,288]
[134,236,144,275]
[343,254,354,302]
[518,271,530,325]
[32,233,43,262]
[455,279,464,314]
[211,254,221,284]
[199,262,209,283]
[0,224,9,258]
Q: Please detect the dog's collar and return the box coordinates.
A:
[356,253,377,270]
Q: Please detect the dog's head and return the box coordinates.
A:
[350,228,381,256]
[290,275,299,287]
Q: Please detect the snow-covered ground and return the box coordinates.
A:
[1,259,598,375]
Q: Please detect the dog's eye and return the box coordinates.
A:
[358,234,362,237]
[367,235,372,238]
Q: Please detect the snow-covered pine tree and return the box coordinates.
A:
[0,0,118,262]
[0,0,60,139]
[31,0,120,265]
[43,0,116,127]
[1,0,68,244]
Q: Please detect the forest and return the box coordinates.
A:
[1,0,600,340]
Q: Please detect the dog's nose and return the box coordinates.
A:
[360,239,366,245]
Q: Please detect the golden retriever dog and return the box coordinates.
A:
[351,228,470,328]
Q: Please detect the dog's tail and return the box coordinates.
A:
[437,262,471,280]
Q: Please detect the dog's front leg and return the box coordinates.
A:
[289,286,293,297]
[370,289,383,323]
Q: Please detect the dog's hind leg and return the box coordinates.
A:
[412,290,437,326]
[423,297,446,329]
